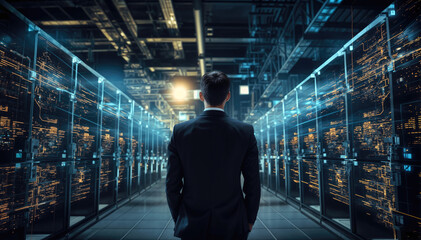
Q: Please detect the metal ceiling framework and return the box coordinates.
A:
[8,0,393,124]
[244,0,392,123]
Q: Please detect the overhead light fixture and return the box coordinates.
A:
[173,85,187,100]
[239,85,249,95]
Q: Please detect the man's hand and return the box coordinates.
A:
[248,223,253,232]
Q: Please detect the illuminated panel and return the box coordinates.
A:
[389,0,421,161]
[260,115,269,186]
[391,164,421,238]
[33,35,73,159]
[284,90,299,199]
[27,161,66,234]
[0,164,29,238]
[322,160,350,228]
[353,162,396,239]
[388,1,421,238]
[274,104,286,194]
[73,66,99,159]
[296,79,319,207]
[118,95,131,199]
[131,108,141,192]
[297,79,318,158]
[99,82,118,205]
[70,160,97,219]
[346,21,393,160]
[0,27,31,164]
[317,56,348,159]
[255,119,264,183]
[268,111,277,191]
[70,66,99,218]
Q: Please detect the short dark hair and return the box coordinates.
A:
[200,71,230,106]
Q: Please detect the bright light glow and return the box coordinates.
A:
[193,90,201,100]
[239,85,249,95]
[173,86,188,100]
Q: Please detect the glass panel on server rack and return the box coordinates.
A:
[0,5,34,239]
[297,79,320,212]
[284,90,300,201]
[117,95,131,200]
[316,55,351,228]
[99,81,118,210]
[131,105,142,194]
[346,19,393,161]
[26,33,75,237]
[274,103,286,195]
[388,0,421,238]
[267,110,277,191]
[70,65,100,226]
[352,161,396,239]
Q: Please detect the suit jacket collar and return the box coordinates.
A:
[200,110,228,117]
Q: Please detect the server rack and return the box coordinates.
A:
[253,1,420,239]
[0,2,170,239]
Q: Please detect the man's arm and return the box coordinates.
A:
[241,125,261,229]
[166,126,183,222]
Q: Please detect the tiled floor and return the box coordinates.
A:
[73,180,341,240]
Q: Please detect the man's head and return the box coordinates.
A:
[199,71,231,108]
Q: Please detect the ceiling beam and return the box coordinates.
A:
[112,0,153,59]
[193,0,205,75]
[159,0,185,59]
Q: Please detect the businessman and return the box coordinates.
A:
[166,71,261,240]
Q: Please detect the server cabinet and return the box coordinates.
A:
[70,65,101,226]
[267,111,277,192]
[346,20,393,161]
[274,104,286,195]
[117,95,131,201]
[388,0,421,238]
[252,1,420,239]
[0,6,34,238]
[284,91,300,201]
[0,2,170,238]
[99,81,118,209]
[131,106,142,194]
[316,55,351,230]
[26,32,76,236]
[297,78,320,211]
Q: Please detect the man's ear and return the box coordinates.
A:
[225,91,231,102]
[199,91,204,102]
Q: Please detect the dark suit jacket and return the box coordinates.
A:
[166,110,261,240]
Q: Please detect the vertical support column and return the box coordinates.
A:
[137,107,143,192]
[64,58,79,229]
[313,75,323,216]
[146,112,150,187]
[259,119,264,186]
[282,101,288,197]
[24,28,39,238]
[128,100,134,196]
[114,92,122,203]
[343,49,356,234]
[295,89,302,205]
[273,114,279,193]
[266,114,270,189]
[384,15,396,143]
[95,78,104,215]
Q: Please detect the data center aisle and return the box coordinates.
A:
[73,180,341,240]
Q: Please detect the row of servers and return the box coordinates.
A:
[253,1,420,240]
[0,2,170,239]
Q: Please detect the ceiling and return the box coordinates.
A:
[8,0,393,126]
